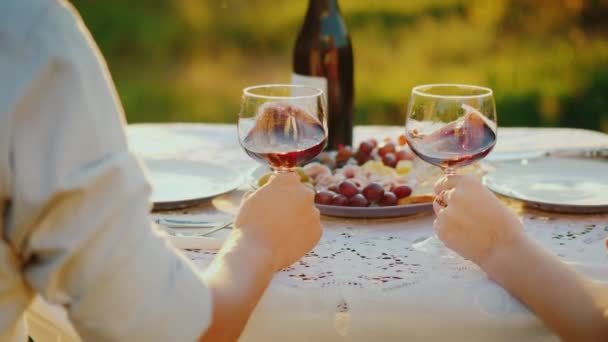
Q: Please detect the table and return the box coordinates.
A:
[129,124,608,341]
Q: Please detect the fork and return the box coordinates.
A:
[155,218,233,237]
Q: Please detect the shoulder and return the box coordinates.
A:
[0,0,64,43]
[0,0,90,59]
[0,0,91,116]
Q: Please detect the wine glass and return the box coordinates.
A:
[238,84,328,173]
[404,84,497,255]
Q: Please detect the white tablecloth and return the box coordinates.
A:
[129,124,608,342]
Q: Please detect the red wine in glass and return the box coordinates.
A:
[241,102,327,171]
[408,112,497,170]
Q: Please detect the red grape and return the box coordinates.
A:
[362,183,384,203]
[338,180,359,198]
[378,192,398,206]
[369,139,378,148]
[348,194,369,207]
[392,185,412,199]
[355,151,371,165]
[358,141,373,155]
[336,146,353,165]
[315,191,337,205]
[378,142,396,157]
[331,194,349,206]
[328,185,340,193]
[382,153,397,167]
[395,150,415,161]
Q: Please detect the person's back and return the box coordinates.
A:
[0,1,216,339]
[0,1,323,341]
[0,0,91,339]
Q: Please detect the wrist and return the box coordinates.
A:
[222,229,278,273]
[479,228,529,279]
[200,230,276,341]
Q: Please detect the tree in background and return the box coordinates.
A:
[72,0,608,132]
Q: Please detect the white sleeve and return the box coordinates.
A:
[4,1,212,341]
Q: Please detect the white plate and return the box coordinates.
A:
[482,158,608,213]
[145,159,243,210]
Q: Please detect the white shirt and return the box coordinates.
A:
[0,1,212,340]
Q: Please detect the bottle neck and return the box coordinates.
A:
[305,0,339,20]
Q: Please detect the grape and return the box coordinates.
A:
[362,183,384,203]
[395,150,414,161]
[318,153,336,169]
[392,185,412,199]
[338,180,359,198]
[378,192,398,206]
[331,194,349,206]
[378,142,396,157]
[257,172,272,187]
[368,139,378,148]
[328,185,340,193]
[382,153,397,167]
[336,146,353,165]
[355,151,371,165]
[315,191,336,205]
[295,167,310,182]
[348,194,369,207]
[358,141,373,155]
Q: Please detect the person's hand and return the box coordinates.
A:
[233,172,322,270]
[432,175,525,265]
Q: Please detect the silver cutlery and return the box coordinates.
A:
[154,218,233,237]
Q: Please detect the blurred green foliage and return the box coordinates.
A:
[71,0,608,132]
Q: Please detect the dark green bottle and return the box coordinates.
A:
[293,0,354,150]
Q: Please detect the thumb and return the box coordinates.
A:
[241,190,255,201]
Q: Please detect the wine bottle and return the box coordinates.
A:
[293,0,354,150]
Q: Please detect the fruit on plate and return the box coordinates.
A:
[256,135,435,208]
[397,194,435,205]
[378,192,398,206]
[305,136,434,207]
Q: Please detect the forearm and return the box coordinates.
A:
[482,235,608,341]
[200,231,275,342]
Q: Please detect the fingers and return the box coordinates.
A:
[433,188,455,214]
[434,174,463,195]
[242,190,255,201]
[301,183,315,202]
[433,195,444,214]
[433,207,460,248]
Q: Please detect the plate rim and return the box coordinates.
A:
[145,158,243,208]
[482,158,608,212]
[315,202,434,218]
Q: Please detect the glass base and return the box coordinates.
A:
[412,235,457,258]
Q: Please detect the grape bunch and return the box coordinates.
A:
[314,181,413,207]
[334,135,414,168]
[312,135,416,207]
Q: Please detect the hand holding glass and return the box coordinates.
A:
[404,84,497,254]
